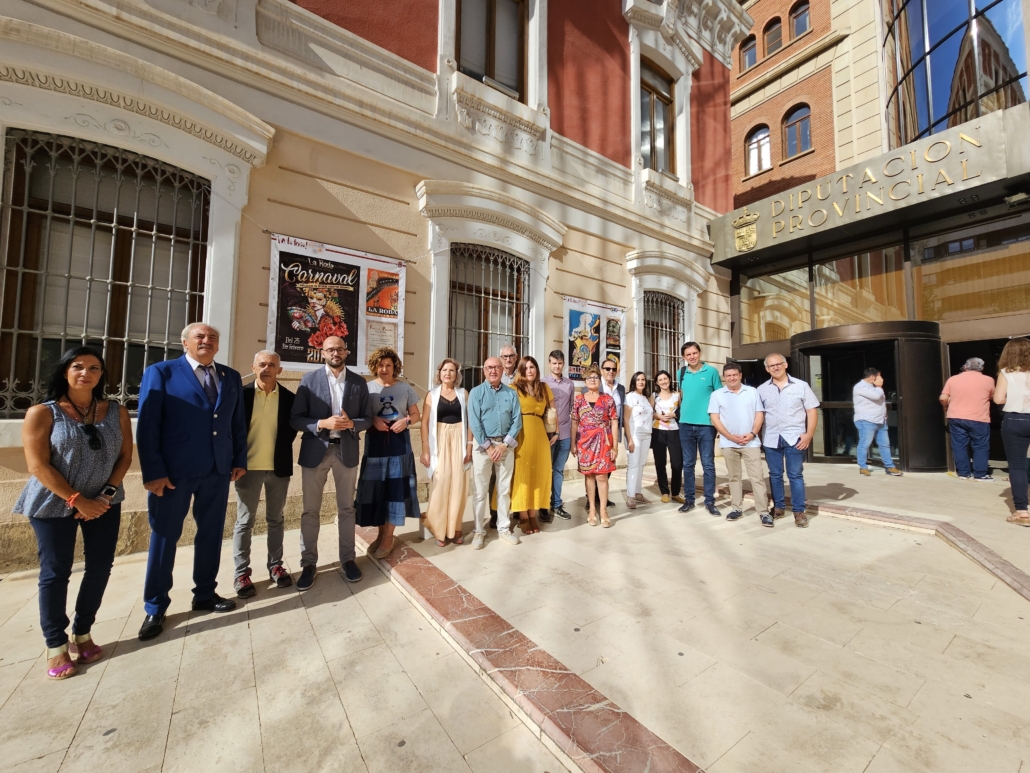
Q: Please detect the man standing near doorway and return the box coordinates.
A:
[853,367,903,478]
[941,357,995,481]
[709,362,768,521]
[758,353,820,528]
[232,350,298,598]
[541,350,575,522]
[291,335,370,590]
[677,342,722,516]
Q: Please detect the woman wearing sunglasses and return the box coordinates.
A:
[571,364,619,527]
[14,346,133,680]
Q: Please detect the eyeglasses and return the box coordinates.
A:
[323,347,347,354]
[767,362,787,368]
[500,354,517,359]
[82,424,101,451]
[484,365,502,371]
[584,375,600,381]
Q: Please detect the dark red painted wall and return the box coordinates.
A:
[292,0,438,72]
[548,0,631,167]
[691,50,733,213]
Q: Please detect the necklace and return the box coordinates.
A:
[69,396,95,418]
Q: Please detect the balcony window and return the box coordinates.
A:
[640,61,675,174]
[458,0,526,100]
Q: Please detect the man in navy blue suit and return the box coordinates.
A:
[136,323,248,641]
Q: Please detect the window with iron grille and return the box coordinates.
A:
[448,243,529,388]
[0,129,209,417]
[643,291,684,391]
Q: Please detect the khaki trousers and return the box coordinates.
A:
[723,445,769,512]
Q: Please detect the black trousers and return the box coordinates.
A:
[652,428,682,497]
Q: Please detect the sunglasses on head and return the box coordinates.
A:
[82,424,102,451]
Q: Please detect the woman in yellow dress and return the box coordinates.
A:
[510,356,556,534]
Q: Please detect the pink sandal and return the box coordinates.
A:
[47,655,77,680]
[70,639,103,664]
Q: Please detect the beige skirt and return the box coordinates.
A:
[423,422,469,540]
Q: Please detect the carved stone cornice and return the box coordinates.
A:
[626,248,710,295]
[624,0,703,75]
[0,65,264,165]
[643,179,693,224]
[675,0,752,68]
[452,74,549,159]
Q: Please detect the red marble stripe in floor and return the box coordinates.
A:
[355,526,702,773]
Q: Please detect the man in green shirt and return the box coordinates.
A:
[678,342,723,515]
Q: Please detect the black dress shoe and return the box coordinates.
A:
[538,509,553,523]
[678,501,696,513]
[192,594,236,613]
[706,504,722,517]
[761,511,775,527]
[726,510,744,521]
[342,560,362,583]
[553,506,572,520]
[138,613,165,641]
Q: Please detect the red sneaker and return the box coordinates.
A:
[269,565,293,588]
[233,571,256,598]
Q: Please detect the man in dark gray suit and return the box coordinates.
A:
[290,335,370,590]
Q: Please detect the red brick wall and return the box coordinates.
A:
[548,0,632,167]
[691,51,733,213]
[731,0,829,82]
[291,0,438,72]
[732,66,835,208]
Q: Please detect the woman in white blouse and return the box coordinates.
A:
[994,338,1030,527]
[624,372,655,509]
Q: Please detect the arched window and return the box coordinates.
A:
[745,125,772,176]
[764,19,783,55]
[740,36,757,70]
[783,105,812,158]
[790,1,810,38]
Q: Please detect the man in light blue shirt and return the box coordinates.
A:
[853,367,903,478]
[756,353,819,528]
[468,357,523,548]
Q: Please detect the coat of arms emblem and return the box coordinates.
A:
[732,207,760,252]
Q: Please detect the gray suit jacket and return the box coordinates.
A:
[290,367,370,468]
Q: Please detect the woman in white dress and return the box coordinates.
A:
[624,371,655,509]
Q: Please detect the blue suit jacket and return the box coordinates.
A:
[136,356,248,482]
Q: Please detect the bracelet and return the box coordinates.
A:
[66,492,80,509]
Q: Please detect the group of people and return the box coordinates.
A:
[15,321,1030,682]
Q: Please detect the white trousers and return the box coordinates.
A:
[472,443,515,535]
[626,432,652,499]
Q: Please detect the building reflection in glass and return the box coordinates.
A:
[885,0,1027,147]
[740,268,810,344]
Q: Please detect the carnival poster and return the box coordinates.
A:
[562,296,626,383]
[268,234,406,373]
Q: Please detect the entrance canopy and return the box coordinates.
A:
[711,105,1030,273]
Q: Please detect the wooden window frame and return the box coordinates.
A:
[783,105,812,158]
[456,0,528,103]
[764,19,783,56]
[740,36,757,70]
[790,1,810,38]
[745,125,772,176]
[640,59,676,175]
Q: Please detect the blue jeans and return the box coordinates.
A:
[948,418,990,478]
[29,505,122,648]
[679,424,717,506]
[1002,413,1030,511]
[764,437,807,513]
[855,420,894,470]
[550,437,572,509]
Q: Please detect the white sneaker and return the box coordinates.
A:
[498,530,521,546]
[471,533,486,550]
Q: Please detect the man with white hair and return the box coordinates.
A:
[499,344,519,386]
[137,323,248,641]
[231,350,298,598]
[941,357,996,481]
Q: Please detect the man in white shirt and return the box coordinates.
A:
[853,367,902,477]
[499,344,519,386]
[708,362,768,523]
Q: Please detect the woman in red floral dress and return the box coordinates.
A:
[571,364,620,528]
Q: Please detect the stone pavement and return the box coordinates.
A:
[408,467,1030,773]
[0,524,565,773]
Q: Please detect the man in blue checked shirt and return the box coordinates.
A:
[468,357,523,549]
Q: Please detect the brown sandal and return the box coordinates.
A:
[453,532,464,545]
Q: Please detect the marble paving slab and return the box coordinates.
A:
[354,526,703,773]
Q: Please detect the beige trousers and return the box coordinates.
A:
[723,445,769,512]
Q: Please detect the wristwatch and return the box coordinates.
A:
[100,484,118,498]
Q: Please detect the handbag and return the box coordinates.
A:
[543,405,558,434]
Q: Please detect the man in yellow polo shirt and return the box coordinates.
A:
[232,350,298,597]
